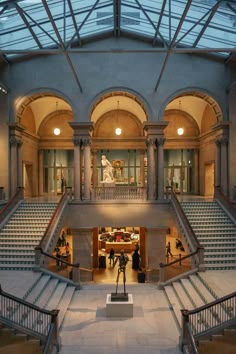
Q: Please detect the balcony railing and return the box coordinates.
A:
[92,186,147,200]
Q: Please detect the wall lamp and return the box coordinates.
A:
[0,83,8,95]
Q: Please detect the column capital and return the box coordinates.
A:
[9,137,22,147]
[146,138,156,147]
[156,137,165,146]
[81,137,92,147]
[73,138,82,147]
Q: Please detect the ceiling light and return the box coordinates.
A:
[177,128,184,136]
[115,127,122,136]
[54,128,60,136]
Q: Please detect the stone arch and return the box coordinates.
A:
[164,109,200,138]
[89,88,151,123]
[159,88,224,124]
[38,109,74,138]
[14,89,74,126]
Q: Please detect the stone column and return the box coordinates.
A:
[193,149,199,194]
[92,149,98,188]
[9,137,18,197]
[215,139,221,187]
[146,138,156,200]
[157,137,165,200]
[145,227,167,282]
[38,150,44,196]
[17,140,23,187]
[221,137,228,196]
[83,138,91,200]
[73,138,82,200]
[139,150,145,186]
[72,228,93,281]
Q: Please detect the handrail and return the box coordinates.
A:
[35,247,81,285]
[180,291,236,353]
[0,284,59,352]
[214,185,236,221]
[0,187,24,224]
[38,192,67,252]
[183,291,236,316]
[36,246,80,269]
[160,248,200,268]
[171,190,202,250]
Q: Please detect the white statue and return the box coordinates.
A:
[101,155,114,183]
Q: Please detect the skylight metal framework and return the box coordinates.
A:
[0,0,236,91]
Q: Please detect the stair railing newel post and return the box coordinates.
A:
[34,246,42,271]
[51,309,61,353]
[72,263,81,288]
[158,263,165,289]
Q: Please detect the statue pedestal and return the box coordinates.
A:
[101,182,116,187]
[106,294,133,317]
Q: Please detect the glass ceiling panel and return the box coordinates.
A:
[0,0,235,60]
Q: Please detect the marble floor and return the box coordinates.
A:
[1,270,236,354]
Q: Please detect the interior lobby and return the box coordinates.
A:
[1,1,236,353]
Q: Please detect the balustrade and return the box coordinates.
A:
[92,186,147,200]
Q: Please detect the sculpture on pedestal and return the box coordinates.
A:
[111,249,128,301]
[101,155,114,183]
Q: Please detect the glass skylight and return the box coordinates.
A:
[0,0,235,60]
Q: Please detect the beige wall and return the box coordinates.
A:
[21,135,39,197]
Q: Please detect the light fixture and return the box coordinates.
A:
[53,101,61,136]
[0,83,8,95]
[54,128,60,136]
[115,100,122,136]
[177,128,184,136]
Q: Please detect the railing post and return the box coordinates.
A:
[72,265,81,289]
[158,263,165,289]
[198,246,205,272]
[51,309,61,352]
[66,187,73,200]
[34,246,42,271]
[180,309,190,350]
[179,254,182,266]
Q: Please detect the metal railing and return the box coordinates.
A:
[159,191,204,286]
[92,186,147,200]
[0,187,24,225]
[180,291,236,353]
[35,246,81,286]
[0,285,59,354]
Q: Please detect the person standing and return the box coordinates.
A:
[108,247,115,266]
[166,241,173,257]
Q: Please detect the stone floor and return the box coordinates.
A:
[1,270,236,354]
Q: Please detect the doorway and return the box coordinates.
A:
[23,163,33,197]
[204,162,214,196]
[93,226,146,283]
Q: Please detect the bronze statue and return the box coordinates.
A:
[114,249,128,297]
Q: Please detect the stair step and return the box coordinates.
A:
[164,285,182,328]
[58,286,75,328]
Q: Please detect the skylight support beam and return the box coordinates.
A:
[134,0,168,47]
[67,0,82,47]
[41,0,83,92]
[193,2,220,47]
[15,3,42,49]
[113,0,121,37]
[154,0,192,92]
[175,0,224,47]
[66,0,100,50]
[152,0,167,46]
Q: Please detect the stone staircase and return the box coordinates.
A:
[0,271,76,353]
[181,201,236,270]
[0,202,58,270]
[164,273,236,352]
